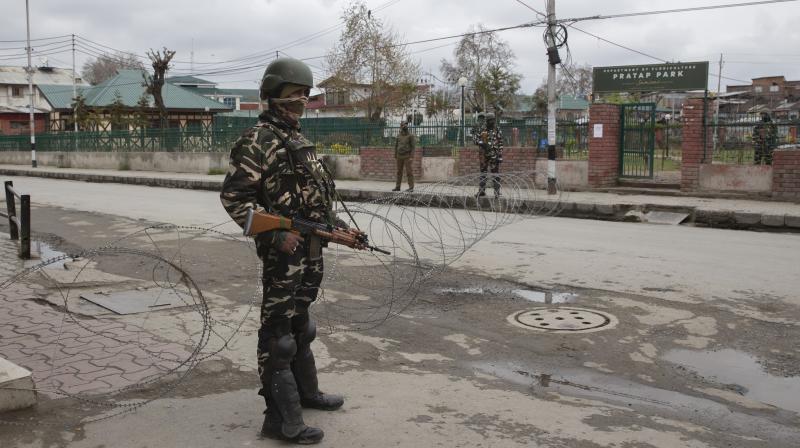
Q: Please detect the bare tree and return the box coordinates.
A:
[556,62,593,97]
[81,52,144,85]
[326,1,420,122]
[142,48,176,129]
[440,24,522,112]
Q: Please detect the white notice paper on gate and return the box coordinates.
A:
[593,124,603,138]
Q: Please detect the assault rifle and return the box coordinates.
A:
[243,209,390,255]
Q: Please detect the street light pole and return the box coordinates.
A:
[25,0,37,168]
[458,77,467,147]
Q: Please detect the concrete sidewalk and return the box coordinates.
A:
[1,164,799,230]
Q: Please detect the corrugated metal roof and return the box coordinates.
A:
[0,66,79,85]
[557,95,589,110]
[166,75,216,86]
[39,70,232,111]
[37,84,89,109]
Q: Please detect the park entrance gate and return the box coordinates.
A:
[619,103,656,178]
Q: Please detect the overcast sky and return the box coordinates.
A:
[2,0,799,93]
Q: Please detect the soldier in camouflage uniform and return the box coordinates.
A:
[220,58,343,445]
[753,112,778,165]
[475,112,503,198]
[470,111,486,146]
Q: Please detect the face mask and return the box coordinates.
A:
[272,96,309,116]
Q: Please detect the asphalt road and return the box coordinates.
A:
[1,175,799,448]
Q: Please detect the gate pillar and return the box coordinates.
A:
[681,98,713,192]
[588,104,621,188]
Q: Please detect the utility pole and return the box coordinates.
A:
[545,0,558,194]
[72,34,78,133]
[25,0,36,168]
[713,53,723,152]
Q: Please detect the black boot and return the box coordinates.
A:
[476,189,486,198]
[293,340,344,411]
[262,369,324,444]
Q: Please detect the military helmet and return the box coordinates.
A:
[485,112,496,120]
[477,112,486,119]
[259,57,314,100]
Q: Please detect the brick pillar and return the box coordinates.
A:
[772,147,800,201]
[588,104,620,188]
[411,146,423,179]
[680,98,712,192]
[359,147,395,180]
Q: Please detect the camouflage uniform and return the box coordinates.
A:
[221,104,340,443]
[476,123,504,196]
[394,127,416,191]
[753,117,778,165]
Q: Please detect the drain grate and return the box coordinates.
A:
[507,307,618,333]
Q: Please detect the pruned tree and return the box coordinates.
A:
[440,24,522,113]
[81,52,144,85]
[326,1,420,122]
[142,48,176,129]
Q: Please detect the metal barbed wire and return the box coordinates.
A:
[0,171,566,427]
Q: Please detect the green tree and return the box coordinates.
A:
[109,91,129,131]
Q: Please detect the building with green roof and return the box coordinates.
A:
[39,69,232,132]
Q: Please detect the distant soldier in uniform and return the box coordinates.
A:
[475,112,503,198]
[220,58,344,445]
[753,111,778,165]
[470,111,486,146]
[392,120,415,192]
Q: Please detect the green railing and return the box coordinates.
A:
[707,120,799,164]
[0,116,589,159]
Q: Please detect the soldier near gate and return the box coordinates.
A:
[753,111,778,165]
[474,112,503,198]
[220,58,345,445]
[392,120,415,192]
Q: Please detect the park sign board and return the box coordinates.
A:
[592,61,709,93]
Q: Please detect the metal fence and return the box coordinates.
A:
[0,116,589,159]
[707,119,799,164]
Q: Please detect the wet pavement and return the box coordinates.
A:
[0,179,799,447]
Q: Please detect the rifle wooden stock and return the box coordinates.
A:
[243,209,294,236]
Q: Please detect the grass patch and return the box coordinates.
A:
[207,168,227,175]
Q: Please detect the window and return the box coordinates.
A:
[754,86,763,93]
[325,89,350,106]
[223,97,236,109]
[185,120,202,132]
[10,121,29,130]
[770,85,779,92]
[11,86,22,97]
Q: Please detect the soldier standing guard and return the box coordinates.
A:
[475,112,503,198]
[220,57,344,445]
[392,120,415,192]
[753,111,778,165]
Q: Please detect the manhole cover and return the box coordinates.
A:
[507,307,618,333]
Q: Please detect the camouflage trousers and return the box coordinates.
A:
[256,239,324,398]
[479,153,501,192]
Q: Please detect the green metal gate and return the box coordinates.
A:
[620,103,656,178]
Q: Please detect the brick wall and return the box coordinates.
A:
[680,98,712,192]
[588,104,620,187]
[772,148,800,201]
[359,147,422,181]
[455,147,539,176]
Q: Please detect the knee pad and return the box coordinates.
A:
[297,319,317,347]
[272,334,297,365]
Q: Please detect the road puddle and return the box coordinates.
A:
[23,240,71,269]
[662,348,800,413]
[437,287,578,304]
